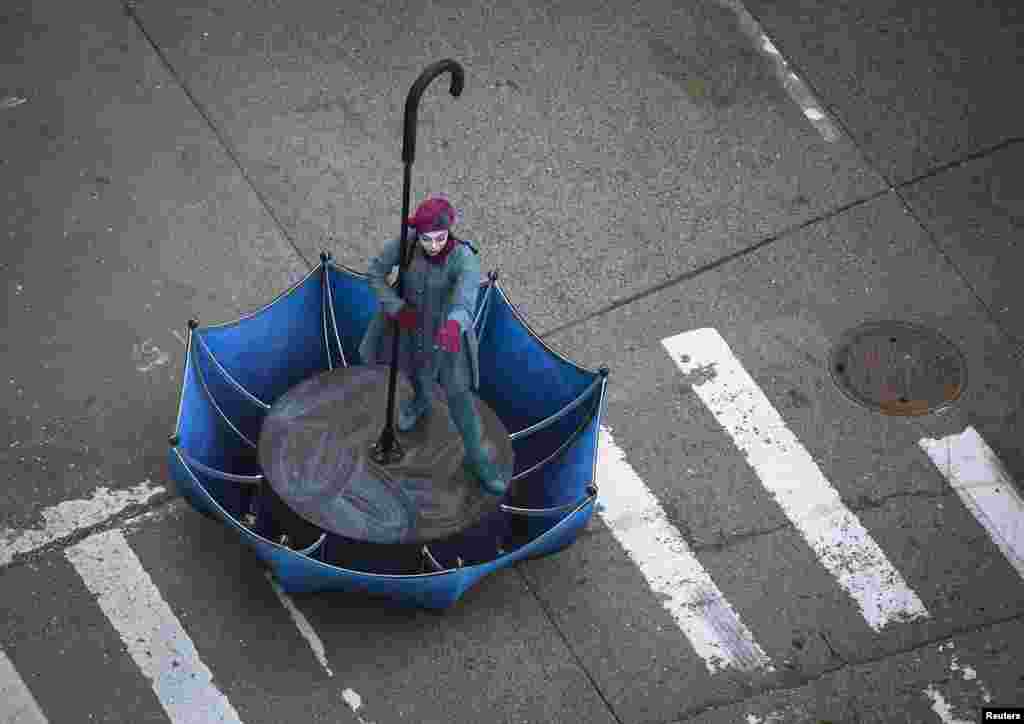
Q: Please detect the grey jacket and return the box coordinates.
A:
[358,237,481,392]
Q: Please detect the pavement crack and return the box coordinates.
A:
[683,487,952,554]
[846,487,949,510]
[665,609,1024,724]
[893,136,1024,191]
[513,563,628,724]
[689,522,792,553]
[819,630,846,664]
[122,3,312,272]
[538,188,890,342]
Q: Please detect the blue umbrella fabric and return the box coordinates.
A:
[168,250,608,610]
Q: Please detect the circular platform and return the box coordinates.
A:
[258,365,514,545]
[829,321,966,416]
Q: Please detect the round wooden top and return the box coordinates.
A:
[258,365,514,544]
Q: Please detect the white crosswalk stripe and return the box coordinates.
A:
[65,530,245,724]
[597,425,774,673]
[0,481,164,567]
[0,646,48,724]
[662,328,930,629]
[919,426,1024,579]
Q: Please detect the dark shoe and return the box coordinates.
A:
[464,456,508,497]
[398,397,430,432]
[480,474,508,497]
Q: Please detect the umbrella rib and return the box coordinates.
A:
[473,278,494,334]
[421,545,444,572]
[321,263,334,372]
[178,449,264,484]
[191,336,258,450]
[292,537,454,578]
[172,325,196,437]
[323,263,347,367]
[173,449,287,551]
[509,376,602,441]
[510,392,600,482]
[193,333,271,410]
[588,376,610,499]
[500,487,596,517]
[297,533,327,557]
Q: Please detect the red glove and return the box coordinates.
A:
[435,319,461,353]
[386,305,418,331]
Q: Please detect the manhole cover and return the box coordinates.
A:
[829,321,966,416]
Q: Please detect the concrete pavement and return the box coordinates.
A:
[2,0,1022,722]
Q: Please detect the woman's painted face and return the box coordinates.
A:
[418,229,449,256]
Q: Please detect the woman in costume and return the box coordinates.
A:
[359,195,507,496]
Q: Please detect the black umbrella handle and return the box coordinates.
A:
[373,59,465,465]
[402,59,464,167]
[398,59,465,268]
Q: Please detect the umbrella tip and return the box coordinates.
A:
[187,318,199,330]
[599,366,609,377]
[488,269,499,281]
[168,434,180,447]
[320,251,330,263]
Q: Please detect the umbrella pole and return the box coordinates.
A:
[370,164,412,464]
[372,59,465,465]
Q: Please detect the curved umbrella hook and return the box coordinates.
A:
[403,59,465,166]
[372,59,465,464]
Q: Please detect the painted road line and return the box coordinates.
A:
[265,571,334,677]
[663,328,929,629]
[713,0,841,142]
[919,426,1024,579]
[341,688,377,724]
[66,530,244,724]
[923,641,994,724]
[0,646,49,724]
[921,688,973,724]
[1,481,166,567]
[597,424,773,674]
[920,640,994,724]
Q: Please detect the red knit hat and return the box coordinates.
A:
[407,194,461,234]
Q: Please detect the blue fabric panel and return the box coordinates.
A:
[168,449,220,521]
[508,404,602,511]
[320,536,424,575]
[200,269,329,405]
[510,383,599,477]
[172,443,596,608]
[518,499,595,561]
[167,449,252,520]
[269,553,473,609]
[476,286,595,435]
[174,341,260,477]
[325,262,377,366]
[191,336,267,447]
[426,509,513,568]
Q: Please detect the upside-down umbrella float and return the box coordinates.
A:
[167,60,609,610]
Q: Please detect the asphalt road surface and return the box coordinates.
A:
[2,0,1022,722]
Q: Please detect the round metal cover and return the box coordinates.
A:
[829,321,966,416]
